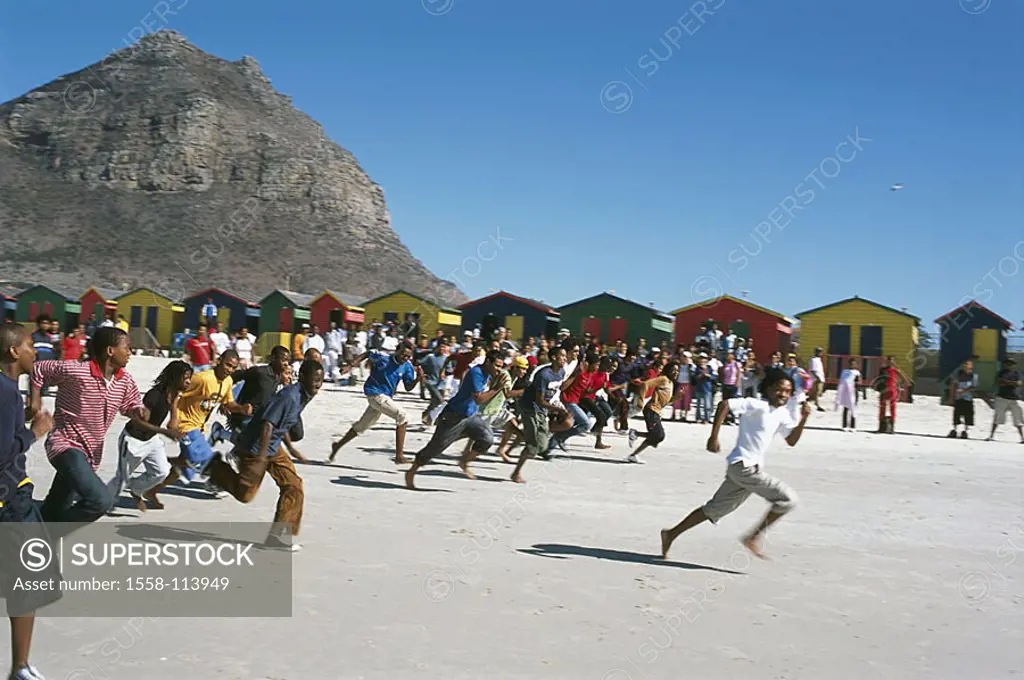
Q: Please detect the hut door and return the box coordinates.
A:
[28,303,39,321]
[278,308,293,333]
[730,320,750,341]
[145,307,158,336]
[218,308,231,332]
[505,315,524,343]
[582,317,602,341]
[608,318,628,344]
[860,326,883,356]
[973,328,998,361]
[43,302,54,317]
[828,324,851,356]
[130,305,143,328]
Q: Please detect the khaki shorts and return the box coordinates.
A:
[352,394,408,434]
[703,462,798,524]
[994,397,1023,427]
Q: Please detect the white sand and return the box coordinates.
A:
[19,357,1024,679]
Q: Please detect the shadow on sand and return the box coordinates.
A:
[518,543,746,575]
[331,474,451,493]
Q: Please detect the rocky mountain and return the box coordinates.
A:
[0,30,464,306]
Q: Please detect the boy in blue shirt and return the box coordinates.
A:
[0,324,63,680]
[207,359,323,551]
[405,350,506,489]
[329,342,423,465]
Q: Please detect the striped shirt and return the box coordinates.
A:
[31,360,143,470]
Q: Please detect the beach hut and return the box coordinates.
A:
[0,284,19,323]
[115,287,178,347]
[934,300,1012,391]
[258,290,316,334]
[672,295,794,356]
[796,295,920,390]
[183,287,259,333]
[361,289,462,338]
[557,292,674,347]
[310,290,366,331]
[79,287,122,325]
[14,285,80,331]
[458,291,560,343]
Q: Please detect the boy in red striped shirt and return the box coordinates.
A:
[29,327,148,524]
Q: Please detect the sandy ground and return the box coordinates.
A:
[14,356,1024,680]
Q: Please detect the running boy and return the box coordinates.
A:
[660,368,811,560]
[0,324,62,680]
[206,360,324,551]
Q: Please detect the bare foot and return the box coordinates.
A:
[404,467,417,490]
[328,440,343,463]
[459,460,476,480]
[741,534,770,560]
[394,455,408,466]
[595,442,612,450]
[511,473,525,484]
[498,452,513,464]
[143,491,164,510]
[131,493,147,513]
[660,529,673,559]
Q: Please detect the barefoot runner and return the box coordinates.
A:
[510,346,570,484]
[405,350,506,489]
[330,342,423,465]
[205,359,324,551]
[660,368,811,560]
[109,360,191,511]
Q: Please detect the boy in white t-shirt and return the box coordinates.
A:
[660,367,811,560]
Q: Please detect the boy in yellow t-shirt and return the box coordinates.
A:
[168,349,251,482]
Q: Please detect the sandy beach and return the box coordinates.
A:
[21,356,1024,680]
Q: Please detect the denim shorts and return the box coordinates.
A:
[178,429,216,481]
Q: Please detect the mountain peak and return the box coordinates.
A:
[0,33,464,306]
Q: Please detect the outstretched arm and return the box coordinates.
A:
[785,401,813,446]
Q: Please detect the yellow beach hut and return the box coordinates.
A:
[361,289,462,338]
[116,287,179,348]
[795,295,920,388]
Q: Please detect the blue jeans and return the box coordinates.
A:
[178,429,216,482]
[41,448,114,524]
[550,403,596,449]
[694,392,714,422]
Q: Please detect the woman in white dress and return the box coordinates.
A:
[835,358,862,432]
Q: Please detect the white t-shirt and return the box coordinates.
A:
[210,331,232,357]
[355,331,368,353]
[234,336,254,363]
[725,397,801,468]
[303,334,326,354]
[809,356,825,381]
[838,368,861,387]
[381,336,399,352]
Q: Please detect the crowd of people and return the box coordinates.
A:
[1,314,1021,679]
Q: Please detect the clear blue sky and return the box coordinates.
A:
[1,0,1021,333]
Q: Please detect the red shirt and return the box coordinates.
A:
[644,368,660,398]
[564,371,608,404]
[186,337,214,366]
[583,371,609,398]
[31,359,143,469]
[62,336,83,361]
[453,351,477,380]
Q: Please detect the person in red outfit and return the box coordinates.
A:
[876,356,909,434]
[185,324,216,372]
[62,327,84,361]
